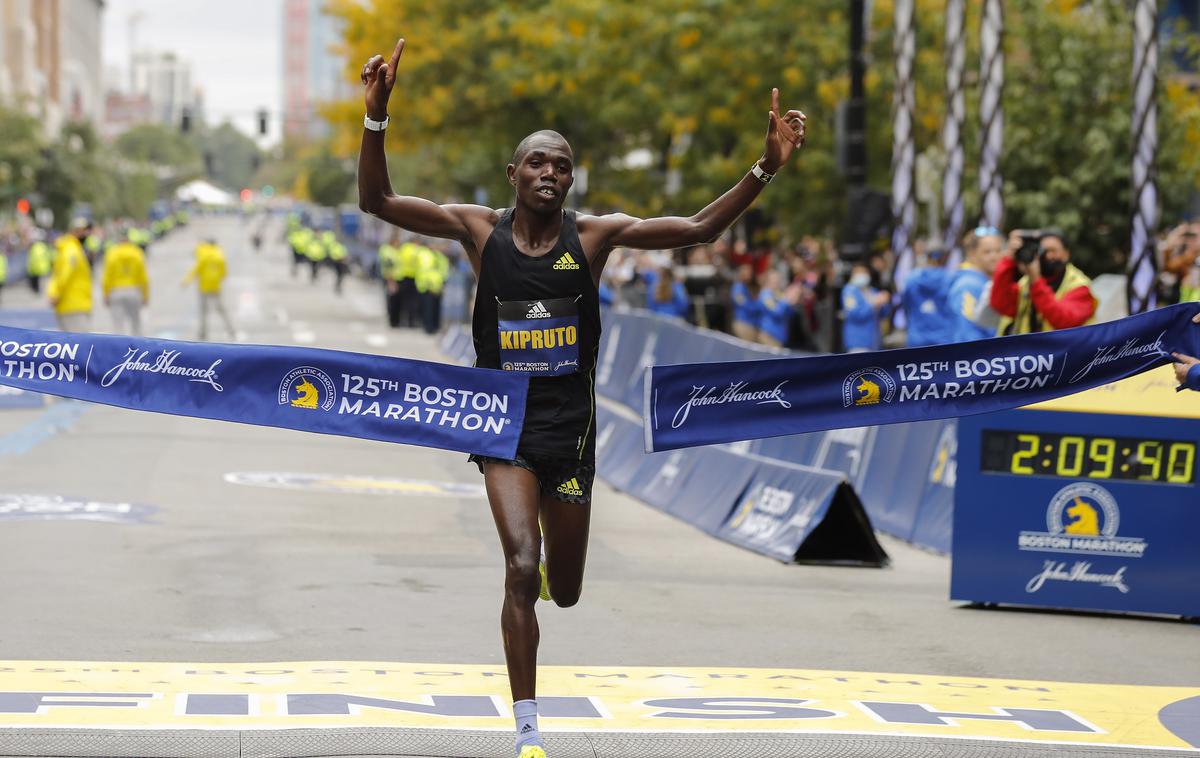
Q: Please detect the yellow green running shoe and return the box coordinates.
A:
[518,745,547,758]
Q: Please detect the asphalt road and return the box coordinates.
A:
[0,216,1195,757]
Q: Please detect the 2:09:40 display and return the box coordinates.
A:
[981,430,1196,485]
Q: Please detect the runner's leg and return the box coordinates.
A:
[539,493,591,607]
[484,462,543,702]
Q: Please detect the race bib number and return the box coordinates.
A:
[498,297,580,377]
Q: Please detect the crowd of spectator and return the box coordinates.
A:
[598,218,1200,353]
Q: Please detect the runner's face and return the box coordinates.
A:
[508,140,574,213]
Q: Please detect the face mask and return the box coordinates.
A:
[1039,250,1066,278]
[850,273,871,288]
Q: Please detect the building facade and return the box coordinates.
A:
[0,0,103,134]
[281,0,351,140]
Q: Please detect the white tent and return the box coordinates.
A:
[175,180,236,206]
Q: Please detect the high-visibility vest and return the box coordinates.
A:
[396,242,419,280]
[378,244,398,280]
[329,242,348,262]
[26,242,51,277]
[415,247,448,294]
[305,237,327,261]
[0,253,7,284]
[998,263,1096,335]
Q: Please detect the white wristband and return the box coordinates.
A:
[751,162,774,184]
[364,114,389,132]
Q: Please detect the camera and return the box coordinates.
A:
[1014,230,1046,264]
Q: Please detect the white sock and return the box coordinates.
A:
[513,698,544,752]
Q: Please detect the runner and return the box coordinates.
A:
[358,37,806,758]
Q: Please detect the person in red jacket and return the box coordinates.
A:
[990,230,1096,335]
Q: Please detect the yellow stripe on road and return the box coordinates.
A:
[0,662,1195,751]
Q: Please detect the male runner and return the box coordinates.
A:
[358,38,806,758]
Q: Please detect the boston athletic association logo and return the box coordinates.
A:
[278,366,336,412]
[1017,482,1146,559]
[842,367,896,408]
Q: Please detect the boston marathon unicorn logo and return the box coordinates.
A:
[290,378,320,409]
[1017,481,1147,560]
[842,367,896,408]
[278,366,337,412]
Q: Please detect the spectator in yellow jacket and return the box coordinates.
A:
[48,227,93,333]
[102,235,150,336]
[183,239,235,341]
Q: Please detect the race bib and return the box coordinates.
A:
[497,297,580,377]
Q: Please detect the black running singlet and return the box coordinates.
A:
[473,209,602,461]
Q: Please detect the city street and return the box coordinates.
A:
[0,216,1196,757]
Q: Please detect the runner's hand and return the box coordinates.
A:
[760,88,807,174]
[362,38,404,121]
[1172,352,1199,385]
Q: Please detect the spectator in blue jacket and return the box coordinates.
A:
[646,266,690,320]
[842,263,889,352]
[947,226,1004,342]
[757,269,797,347]
[902,246,953,346]
[729,263,763,341]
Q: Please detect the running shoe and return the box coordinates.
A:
[518,745,547,758]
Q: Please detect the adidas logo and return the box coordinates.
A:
[526,301,552,319]
[553,252,580,270]
[557,477,584,496]
[520,724,534,734]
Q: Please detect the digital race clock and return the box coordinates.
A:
[952,365,1200,618]
[980,430,1196,484]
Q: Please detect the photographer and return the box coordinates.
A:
[990,229,1096,335]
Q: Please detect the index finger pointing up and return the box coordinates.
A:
[390,38,405,70]
[771,87,780,116]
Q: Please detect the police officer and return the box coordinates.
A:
[329,236,349,293]
[415,243,449,333]
[25,235,51,293]
[378,233,403,327]
[395,236,420,327]
[305,230,328,282]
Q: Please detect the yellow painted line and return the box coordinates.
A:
[0,662,1196,750]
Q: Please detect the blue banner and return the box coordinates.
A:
[646,304,1200,452]
[0,327,528,458]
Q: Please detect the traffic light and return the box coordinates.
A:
[257,109,268,136]
[240,188,252,203]
[181,107,192,133]
[15,198,30,215]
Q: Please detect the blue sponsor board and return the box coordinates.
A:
[953,409,1200,616]
[0,326,528,458]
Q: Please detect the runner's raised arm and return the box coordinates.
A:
[357,38,496,265]
[578,88,807,257]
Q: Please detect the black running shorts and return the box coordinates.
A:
[469,452,595,505]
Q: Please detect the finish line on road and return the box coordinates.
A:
[0,662,1195,751]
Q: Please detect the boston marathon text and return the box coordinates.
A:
[339,376,511,435]
[0,341,80,383]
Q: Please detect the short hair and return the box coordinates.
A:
[511,130,572,165]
